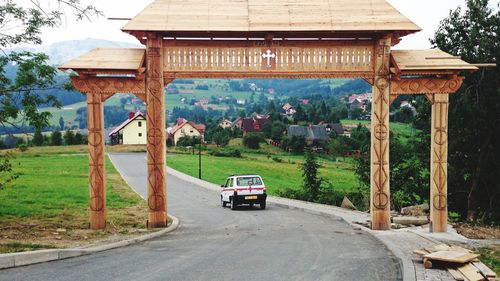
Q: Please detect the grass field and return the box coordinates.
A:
[166,149,358,195]
[0,145,148,253]
[340,119,419,140]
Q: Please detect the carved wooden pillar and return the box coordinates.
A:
[430,94,449,232]
[87,92,106,230]
[370,36,391,230]
[146,34,167,228]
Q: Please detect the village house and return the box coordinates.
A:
[348,93,372,111]
[286,125,329,142]
[194,99,209,107]
[109,111,147,145]
[231,117,243,130]
[232,113,271,135]
[400,100,416,112]
[318,122,346,137]
[219,119,233,129]
[282,103,296,116]
[167,118,206,146]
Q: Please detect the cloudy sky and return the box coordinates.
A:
[33,0,497,49]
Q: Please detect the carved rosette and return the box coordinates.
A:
[146,36,167,227]
[430,94,449,232]
[86,92,106,229]
[370,37,391,230]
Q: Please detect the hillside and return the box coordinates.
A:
[8,38,142,66]
[4,39,143,109]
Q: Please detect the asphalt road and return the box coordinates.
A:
[0,153,401,281]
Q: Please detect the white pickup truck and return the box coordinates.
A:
[221,175,267,210]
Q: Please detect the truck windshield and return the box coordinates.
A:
[236,177,262,186]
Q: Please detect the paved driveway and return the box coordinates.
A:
[0,153,401,281]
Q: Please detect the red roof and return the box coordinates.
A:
[348,93,372,103]
[170,118,206,135]
[109,111,145,136]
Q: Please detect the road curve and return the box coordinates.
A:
[0,153,401,281]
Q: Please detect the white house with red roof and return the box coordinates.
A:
[109,111,146,145]
[167,118,206,146]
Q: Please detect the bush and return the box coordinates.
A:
[17,144,28,152]
[74,132,87,145]
[282,136,306,153]
[176,136,201,147]
[51,130,62,146]
[271,156,283,163]
[33,129,43,146]
[316,182,369,210]
[64,130,76,145]
[275,187,309,201]
[209,148,242,158]
[242,133,263,149]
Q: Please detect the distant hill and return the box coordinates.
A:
[9,38,142,66]
[5,39,144,107]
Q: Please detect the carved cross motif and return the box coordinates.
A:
[262,49,276,68]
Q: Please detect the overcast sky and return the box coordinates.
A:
[33,0,498,49]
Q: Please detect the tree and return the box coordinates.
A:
[0,1,100,131]
[431,0,500,222]
[51,130,62,146]
[74,132,86,144]
[270,121,286,141]
[176,136,200,147]
[213,130,230,147]
[301,148,322,201]
[64,130,76,145]
[294,104,307,122]
[0,152,18,190]
[349,108,364,120]
[242,133,263,149]
[33,129,44,146]
[59,116,65,130]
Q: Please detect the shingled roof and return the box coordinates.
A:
[122,0,421,37]
[287,125,329,141]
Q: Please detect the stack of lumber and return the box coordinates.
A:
[414,244,497,281]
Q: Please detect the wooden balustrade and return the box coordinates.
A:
[163,45,373,73]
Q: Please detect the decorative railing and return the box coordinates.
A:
[163,45,373,73]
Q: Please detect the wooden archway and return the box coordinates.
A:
[60,0,477,232]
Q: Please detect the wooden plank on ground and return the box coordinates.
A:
[425,244,452,253]
[414,249,429,256]
[424,251,480,264]
[472,262,497,278]
[450,246,473,253]
[448,268,466,281]
[457,264,485,281]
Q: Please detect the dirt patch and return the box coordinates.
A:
[454,223,500,239]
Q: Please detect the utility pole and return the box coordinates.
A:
[198,137,202,179]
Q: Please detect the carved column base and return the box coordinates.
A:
[148,213,167,228]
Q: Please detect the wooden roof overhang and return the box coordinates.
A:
[121,0,422,43]
[389,49,478,102]
[59,48,147,101]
